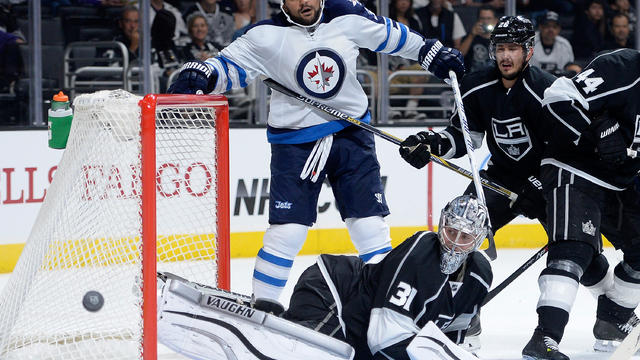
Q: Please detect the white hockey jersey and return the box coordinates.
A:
[205,0,428,144]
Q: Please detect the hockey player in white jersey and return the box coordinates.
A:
[157,195,490,360]
[168,0,466,310]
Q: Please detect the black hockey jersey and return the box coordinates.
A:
[320,231,492,359]
[442,65,557,186]
[541,48,640,190]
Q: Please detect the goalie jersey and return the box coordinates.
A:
[441,65,556,186]
[541,48,640,190]
[204,0,427,144]
[284,231,492,359]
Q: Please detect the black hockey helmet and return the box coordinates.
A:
[489,15,535,60]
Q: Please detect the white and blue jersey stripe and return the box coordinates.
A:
[204,0,427,144]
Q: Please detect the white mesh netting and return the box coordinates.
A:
[0,90,228,359]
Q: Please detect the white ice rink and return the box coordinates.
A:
[1,248,638,359]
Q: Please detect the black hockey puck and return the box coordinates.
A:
[82,291,104,312]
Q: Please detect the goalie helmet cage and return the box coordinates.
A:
[0,90,230,360]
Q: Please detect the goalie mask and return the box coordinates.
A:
[489,16,535,62]
[438,195,489,274]
[281,0,325,28]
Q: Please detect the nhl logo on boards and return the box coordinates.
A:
[491,117,533,161]
[296,49,346,99]
[582,220,596,236]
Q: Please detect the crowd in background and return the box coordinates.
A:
[0,0,637,123]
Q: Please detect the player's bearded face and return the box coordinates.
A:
[495,43,526,80]
[283,0,322,26]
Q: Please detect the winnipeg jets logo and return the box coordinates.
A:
[491,117,533,161]
[296,48,345,99]
[307,52,334,91]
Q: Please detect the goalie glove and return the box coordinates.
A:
[419,39,465,81]
[399,131,450,169]
[167,60,218,94]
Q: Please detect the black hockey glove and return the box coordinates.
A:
[167,61,218,94]
[399,131,445,169]
[509,175,546,220]
[594,116,627,167]
[419,39,465,81]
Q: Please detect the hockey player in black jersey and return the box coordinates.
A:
[156,195,491,360]
[401,15,554,231]
[520,49,640,359]
[283,195,492,359]
[398,15,556,351]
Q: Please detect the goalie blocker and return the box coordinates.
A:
[157,273,476,360]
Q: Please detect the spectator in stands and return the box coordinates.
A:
[144,0,188,46]
[462,0,505,9]
[572,0,607,60]
[563,61,582,77]
[459,6,497,73]
[0,29,23,93]
[609,0,637,32]
[183,0,235,48]
[389,0,428,120]
[114,5,140,63]
[416,0,466,48]
[183,13,220,61]
[233,0,255,31]
[604,12,633,49]
[518,0,575,14]
[530,11,574,75]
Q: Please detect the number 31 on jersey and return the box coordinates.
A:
[390,282,418,311]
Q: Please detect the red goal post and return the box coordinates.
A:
[0,91,230,360]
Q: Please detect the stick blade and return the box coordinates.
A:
[483,232,497,260]
[610,321,640,359]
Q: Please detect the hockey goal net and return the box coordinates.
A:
[0,90,230,359]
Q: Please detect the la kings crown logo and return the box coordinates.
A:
[491,117,533,161]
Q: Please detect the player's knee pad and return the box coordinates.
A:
[262,223,309,258]
[537,241,594,312]
[253,223,308,300]
[605,261,640,309]
[580,253,612,299]
[345,216,392,263]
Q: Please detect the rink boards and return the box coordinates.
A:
[0,127,598,273]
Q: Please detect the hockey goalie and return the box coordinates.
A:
[157,195,492,359]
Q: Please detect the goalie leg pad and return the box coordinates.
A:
[158,277,355,360]
[407,321,478,360]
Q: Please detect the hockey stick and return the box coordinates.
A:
[262,78,517,202]
[448,71,497,260]
[482,245,548,305]
[609,319,640,359]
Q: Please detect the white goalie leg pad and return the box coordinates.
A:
[158,278,355,360]
[345,216,392,264]
[406,322,477,360]
[253,223,308,301]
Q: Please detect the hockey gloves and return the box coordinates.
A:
[594,116,627,167]
[509,175,546,221]
[399,131,444,169]
[419,39,465,81]
[167,61,218,94]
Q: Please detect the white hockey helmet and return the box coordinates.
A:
[281,0,325,28]
[438,195,489,274]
